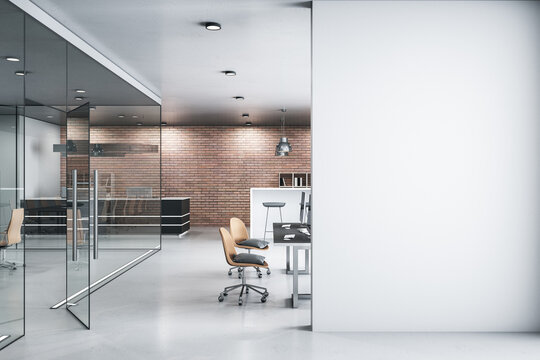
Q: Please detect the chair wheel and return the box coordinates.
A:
[246,287,249,293]
[218,293,224,302]
[261,296,267,303]
[258,273,262,278]
[238,273,242,279]
[223,292,228,296]
[267,269,271,275]
[238,299,243,306]
[228,270,232,276]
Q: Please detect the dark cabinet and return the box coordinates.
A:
[161,198,190,236]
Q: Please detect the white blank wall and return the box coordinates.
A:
[312,0,540,331]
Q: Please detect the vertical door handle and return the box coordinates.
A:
[72,169,78,262]
[93,170,99,260]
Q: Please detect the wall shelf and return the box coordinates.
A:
[279,172,311,188]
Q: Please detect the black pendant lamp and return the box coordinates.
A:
[275,108,292,156]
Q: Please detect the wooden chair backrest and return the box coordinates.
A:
[2,208,24,246]
[230,217,249,244]
[66,208,84,245]
[219,227,237,266]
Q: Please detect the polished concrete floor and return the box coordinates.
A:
[3,227,540,359]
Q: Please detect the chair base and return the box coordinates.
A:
[0,261,17,270]
[219,268,269,305]
[0,248,21,270]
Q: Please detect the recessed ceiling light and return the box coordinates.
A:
[205,22,221,31]
[14,70,26,76]
[233,96,244,101]
[132,115,138,119]
[118,115,125,118]
[136,122,143,126]
[242,113,249,118]
[47,115,53,119]
[224,70,236,76]
[75,89,86,93]
[161,122,167,126]
[245,121,252,126]
[90,106,96,111]
[75,97,84,101]
[5,56,20,62]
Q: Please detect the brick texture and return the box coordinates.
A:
[162,126,311,226]
[61,125,311,226]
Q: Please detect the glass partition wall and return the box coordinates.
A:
[0,0,161,338]
[0,0,25,350]
[90,106,162,254]
[0,107,25,349]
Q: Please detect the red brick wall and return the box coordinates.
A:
[162,126,311,226]
[62,125,311,226]
[60,125,161,198]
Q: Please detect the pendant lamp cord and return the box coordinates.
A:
[281,108,286,137]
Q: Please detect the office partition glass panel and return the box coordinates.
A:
[65,103,91,328]
[0,1,161,333]
[91,106,162,248]
[23,12,67,251]
[0,107,25,349]
[0,0,25,349]
[83,105,161,280]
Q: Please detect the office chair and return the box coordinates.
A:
[228,217,271,278]
[0,208,24,270]
[218,227,269,305]
[66,208,84,244]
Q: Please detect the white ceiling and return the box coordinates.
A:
[29,0,312,126]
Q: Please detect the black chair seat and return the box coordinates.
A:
[237,239,269,248]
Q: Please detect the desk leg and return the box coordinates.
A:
[286,246,309,275]
[292,246,299,308]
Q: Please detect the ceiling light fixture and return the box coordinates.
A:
[132,115,138,119]
[90,106,96,111]
[161,122,167,126]
[5,56,20,62]
[91,144,104,157]
[275,108,292,156]
[136,122,143,126]
[118,115,125,118]
[75,89,86,93]
[245,121,252,126]
[75,97,84,101]
[224,70,236,76]
[47,115,53,119]
[242,113,249,118]
[205,22,221,31]
[14,70,26,76]
[233,96,244,101]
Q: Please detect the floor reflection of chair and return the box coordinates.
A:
[0,208,24,270]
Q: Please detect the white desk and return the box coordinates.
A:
[249,187,311,239]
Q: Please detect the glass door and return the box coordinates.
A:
[65,103,91,328]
